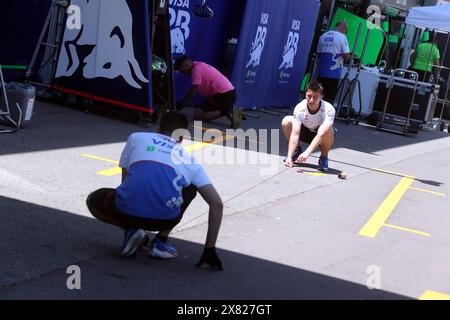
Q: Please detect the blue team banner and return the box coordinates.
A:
[170,0,243,102]
[231,0,320,109]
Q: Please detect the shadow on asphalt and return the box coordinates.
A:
[328,159,445,187]
[186,105,450,159]
[0,101,448,160]
[0,101,148,156]
[0,195,411,300]
[294,162,342,175]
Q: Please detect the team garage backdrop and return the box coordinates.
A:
[0,1,52,81]
[231,0,320,109]
[1,0,320,112]
[54,0,153,113]
[55,0,244,113]
[55,0,246,113]
[170,0,244,104]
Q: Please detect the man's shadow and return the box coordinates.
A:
[294,162,343,176]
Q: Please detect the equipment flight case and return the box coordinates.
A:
[370,69,440,134]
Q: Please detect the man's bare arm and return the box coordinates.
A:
[198,184,223,248]
[286,121,301,167]
[297,122,333,162]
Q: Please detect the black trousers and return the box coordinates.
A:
[86,185,198,231]
[199,89,236,116]
[299,124,336,144]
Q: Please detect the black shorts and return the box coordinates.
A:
[299,124,336,144]
[86,188,190,231]
[299,125,317,144]
[200,89,236,116]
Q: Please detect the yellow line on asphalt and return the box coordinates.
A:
[82,153,119,164]
[409,187,446,197]
[184,141,214,152]
[370,168,416,179]
[82,135,228,169]
[84,124,267,165]
[185,128,235,153]
[383,223,431,237]
[83,124,262,170]
[305,172,327,177]
[193,125,235,139]
[97,167,122,177]
[193,125,267,146]
[359,177,415,238]
[420,290,450,300]
[186,136,214,143]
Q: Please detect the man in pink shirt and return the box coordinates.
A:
[174,55,243,129]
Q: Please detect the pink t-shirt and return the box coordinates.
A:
[191,62,235,98]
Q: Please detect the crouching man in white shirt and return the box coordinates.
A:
[281,81,336,171]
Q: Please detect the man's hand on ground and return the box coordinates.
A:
[296,152,309,163]
[285,157,294,168]
[196,247,223,271]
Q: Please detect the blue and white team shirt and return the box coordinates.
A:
[293,100,335,131]
[317,30,350,79]
[116,132,211,220]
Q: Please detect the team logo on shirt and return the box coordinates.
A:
[146,138,175,155]
[166,173,185,209]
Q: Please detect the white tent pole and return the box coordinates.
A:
[441,32,450,70]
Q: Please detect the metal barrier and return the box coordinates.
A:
[377,69,420,135]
